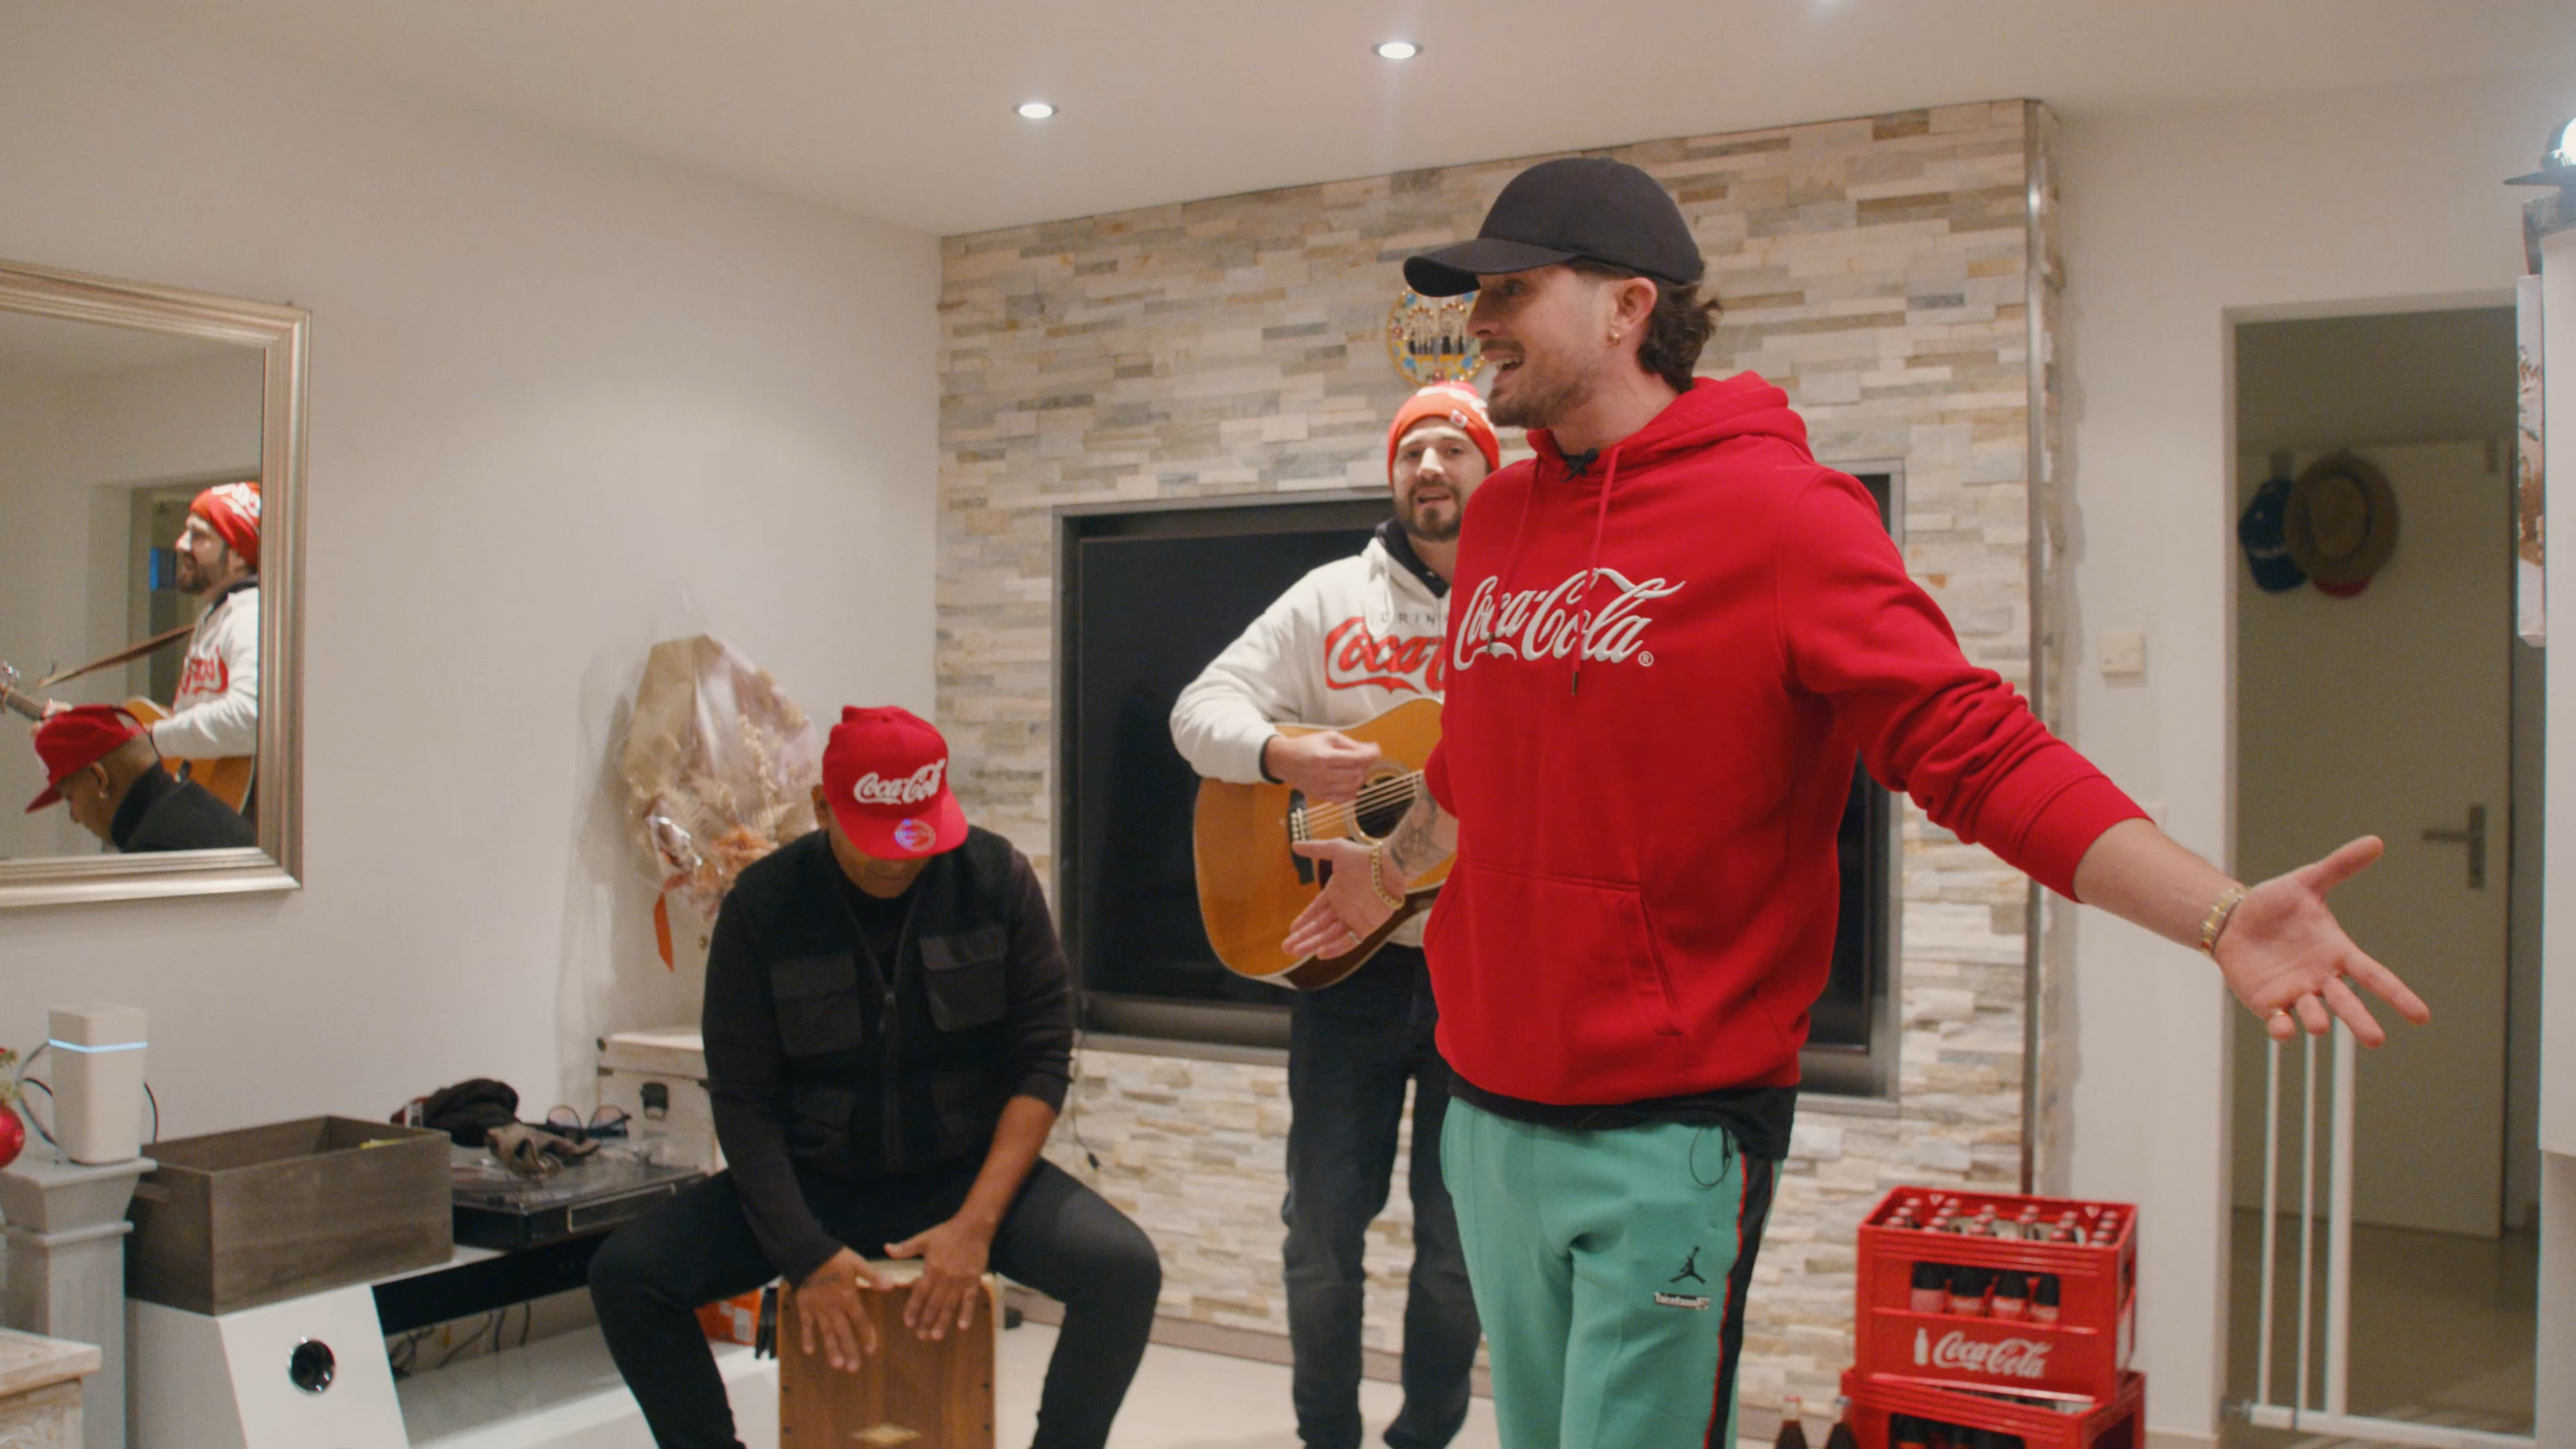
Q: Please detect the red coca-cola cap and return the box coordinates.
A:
[26,705,147,811]
[819,705,966,860]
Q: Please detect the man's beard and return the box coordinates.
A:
[1486,351,1589,431]
[172,552,208,594]
[1397,491,1462,543]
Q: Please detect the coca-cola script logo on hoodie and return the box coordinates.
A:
[177,654,229,698]
[1323,618,1445,695]
[851,762,947,808]
[1451,568,1683,673]
[1910,1327,2052,1381]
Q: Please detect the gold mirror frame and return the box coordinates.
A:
[0,259,307,909]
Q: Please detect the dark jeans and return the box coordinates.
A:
[1282,944,1481,1449]
[588,1158,1159,1449]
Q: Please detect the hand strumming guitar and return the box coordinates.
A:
[1262,730,1385,805]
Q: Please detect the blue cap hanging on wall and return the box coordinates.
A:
[2238,475,2307,593]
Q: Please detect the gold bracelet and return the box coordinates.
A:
[2198,885,2248,956]
[1366,844,1406,912]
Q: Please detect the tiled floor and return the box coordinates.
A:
[1000,1321,1506,1448]
[398,1306,1782,1448]
[2222,1209,2537,1446]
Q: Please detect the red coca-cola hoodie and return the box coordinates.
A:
[1421,374,2144,1104]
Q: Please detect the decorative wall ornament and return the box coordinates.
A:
[1386,289,1480,385]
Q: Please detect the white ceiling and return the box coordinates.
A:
[143,0,2576,236]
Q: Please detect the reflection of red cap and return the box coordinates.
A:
[27,706,147,811]
[191,481,262,572]
[1386,383,1500,482]
[819,706,966,859]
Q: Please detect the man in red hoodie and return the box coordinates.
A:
[1286,157,2429,1448]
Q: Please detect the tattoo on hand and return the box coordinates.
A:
[1385,786,1440,880]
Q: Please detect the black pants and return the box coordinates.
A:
[588,1158,1160,1449]
[1283,945,1481,1449]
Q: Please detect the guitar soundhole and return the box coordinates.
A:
[1352,774,1412,842]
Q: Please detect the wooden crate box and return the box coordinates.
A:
[126,1117,450,1315]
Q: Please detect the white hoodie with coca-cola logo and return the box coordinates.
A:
[1171,534,1447,947]
[153,584,258,761]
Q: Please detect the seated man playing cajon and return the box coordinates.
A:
[589,705,1162,1449]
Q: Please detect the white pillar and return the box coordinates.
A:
[2532,207,2576,1449]
[0,1150,155,1449]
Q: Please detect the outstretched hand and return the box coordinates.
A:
[2216,836,2429,1046]
[1282,837,1394,960]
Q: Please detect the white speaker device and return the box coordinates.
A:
[48,1004,147,1164]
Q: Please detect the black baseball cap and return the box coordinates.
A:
[1405,156,1706,298]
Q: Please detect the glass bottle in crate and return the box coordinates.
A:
[1774,1393,1808,1449]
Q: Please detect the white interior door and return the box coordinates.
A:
[2231,440,2512,1238]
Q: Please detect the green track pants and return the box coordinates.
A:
[1440,1097,1779,1449]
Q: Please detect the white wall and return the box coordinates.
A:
[0,2,939,1130]
[2058,72,2574,1443]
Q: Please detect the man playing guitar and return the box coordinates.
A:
[151,481,262,790]
[1169,384,1496,1449]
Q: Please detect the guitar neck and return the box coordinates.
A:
[0,684,39,723]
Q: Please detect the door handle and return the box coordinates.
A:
[2421,804,2487,890]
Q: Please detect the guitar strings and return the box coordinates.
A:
[1297,772,1422,824]
[1297,771,1421,821]
[1294,770,1426,836]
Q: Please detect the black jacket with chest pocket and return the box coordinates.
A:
[700,826,1074,1284]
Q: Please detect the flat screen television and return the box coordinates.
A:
[1055,476,1900,1096]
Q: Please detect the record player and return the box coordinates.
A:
[449,1145,704,1249]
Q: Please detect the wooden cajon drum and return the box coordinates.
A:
[779,1261,998,1449]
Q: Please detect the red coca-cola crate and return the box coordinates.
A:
[1839,1368,2144,1449]
[1854,1187,2136,1405]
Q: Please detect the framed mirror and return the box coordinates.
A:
[0,258,306,908]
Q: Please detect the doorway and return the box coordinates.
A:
[2223,305,2535,1444]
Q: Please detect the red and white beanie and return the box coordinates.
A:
[1385,383,1500,481]
[190,481,262,572]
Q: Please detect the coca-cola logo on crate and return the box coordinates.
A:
[1912,1327,2053,1381]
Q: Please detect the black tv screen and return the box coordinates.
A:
[1056,481,1895,1071]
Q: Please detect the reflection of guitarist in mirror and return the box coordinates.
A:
[46,482,262,814]
[1168,382,1496,1449]
[25,705,254,852]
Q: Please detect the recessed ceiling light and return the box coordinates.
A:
[1373,40,1420,60]
[1016,101,1057,121]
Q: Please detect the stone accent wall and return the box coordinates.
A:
[939,101,2060,1414]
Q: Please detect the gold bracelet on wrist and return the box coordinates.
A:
[1366,844,1406,913]
[2198,885,2249,956]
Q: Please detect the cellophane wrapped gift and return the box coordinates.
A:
[621,636,821,963]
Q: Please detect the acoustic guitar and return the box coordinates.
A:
[0,667,255,812]
[1192,697,1450,990]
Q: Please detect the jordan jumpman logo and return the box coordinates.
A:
[1669,1246,1706,1286]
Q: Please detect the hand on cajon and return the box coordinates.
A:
[779,1258,998,1449]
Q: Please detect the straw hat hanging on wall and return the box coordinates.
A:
[2284,452,2400,597]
